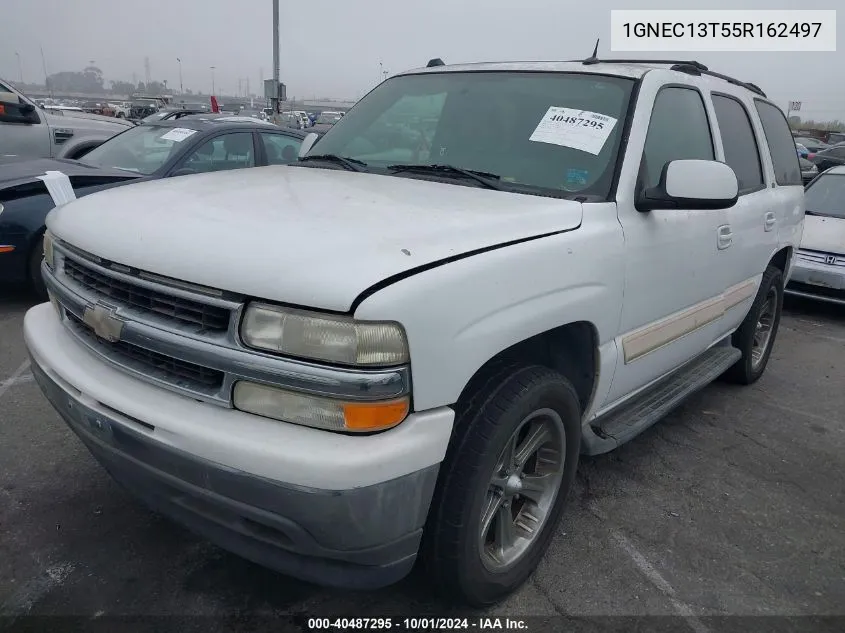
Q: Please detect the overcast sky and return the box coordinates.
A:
[2,0,842,119]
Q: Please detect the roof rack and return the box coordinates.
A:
[582,57,709,71]
[668,63,767,97]
[577,55,766,98]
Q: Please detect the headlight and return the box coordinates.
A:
[43,230,55,269]
[240,303,409,366]
[233,381,409,432]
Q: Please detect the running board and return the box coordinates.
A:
[581,346,742,455]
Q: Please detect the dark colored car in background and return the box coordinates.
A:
[0,118,307,297]
[811,145,845,173]
[793,136,830,154]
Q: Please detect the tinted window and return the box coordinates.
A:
[828,147,845,158]
[712,95,764,193]
[260,133,302,164]
[641,87,714,189]
[178,132,255,174]
[754,101,802,186]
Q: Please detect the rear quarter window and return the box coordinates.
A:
[754,100,802,186]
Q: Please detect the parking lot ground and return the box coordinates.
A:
[1,287,844,632]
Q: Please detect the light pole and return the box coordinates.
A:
[210,66,216,96]
[177,57,183,94]
[15,52,23,84]
[379,61,383,83]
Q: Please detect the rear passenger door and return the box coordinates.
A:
[753,100,806,288]
[709,93,772,334]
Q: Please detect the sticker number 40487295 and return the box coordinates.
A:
[529,107,618,156]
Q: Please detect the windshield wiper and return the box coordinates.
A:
[298,154,367,172]
[387,164,506,191]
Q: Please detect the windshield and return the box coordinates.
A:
[80,125,192,174]
[311,71,634,198]
[804,173,845,219]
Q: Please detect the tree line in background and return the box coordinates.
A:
[788,115,845,132]
[18,65,196,96]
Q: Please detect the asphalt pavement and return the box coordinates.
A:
[1,286,843,632]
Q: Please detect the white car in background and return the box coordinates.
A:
[786,165,845,305]
[0,77,133,159]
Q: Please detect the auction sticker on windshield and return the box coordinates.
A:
[160,128,198,142]
[529,107,617,155]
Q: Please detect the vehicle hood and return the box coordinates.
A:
[47,166,584,312]
[801,214,845,255]
[43,108,133,131]
[0,158,139,190]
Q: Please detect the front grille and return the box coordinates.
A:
[797,249,845,267]
[63,258,231,333]
[66,311,224,391]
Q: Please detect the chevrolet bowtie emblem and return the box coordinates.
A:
[82,303,124,343]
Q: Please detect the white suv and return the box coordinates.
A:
[24,58,804,606]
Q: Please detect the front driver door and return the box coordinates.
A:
[602,82,730,408]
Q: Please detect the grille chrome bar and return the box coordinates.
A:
[63,257,231,332]
[797,248,845,267]
[42,245,411,407]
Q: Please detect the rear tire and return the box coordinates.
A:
[722,266,783,385]
[29,235,48,302]
[421,365,581,606]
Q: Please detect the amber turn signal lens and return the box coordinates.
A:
[343,399,410,431]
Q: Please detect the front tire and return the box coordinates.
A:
[722,265,784,385]
[421,365,581,606]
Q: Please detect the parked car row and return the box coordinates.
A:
[1,115,311,296]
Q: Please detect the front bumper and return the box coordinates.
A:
[24,302,455,589]
[785,259,845,305]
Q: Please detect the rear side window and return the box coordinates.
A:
[754,100,802,186]
[641,87,714,190]
[712,95,764,193]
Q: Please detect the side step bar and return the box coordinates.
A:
[581,346,742,455]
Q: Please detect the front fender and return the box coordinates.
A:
[353,204,625,412]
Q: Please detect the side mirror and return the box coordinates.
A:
[298,132,319,158]
[637,159,738,212]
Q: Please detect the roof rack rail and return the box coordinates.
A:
[669,63,767,97]
[580,57,709,71]
[574,55,768,98]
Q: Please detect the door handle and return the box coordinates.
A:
[764,211,777,232]
[717,225,733,250]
